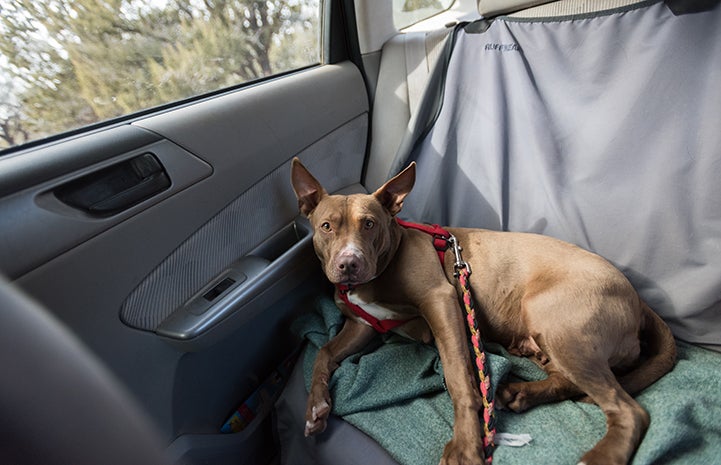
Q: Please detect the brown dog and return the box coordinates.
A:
[290,158,676,465]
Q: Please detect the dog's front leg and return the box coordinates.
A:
[304,318,376,436]
[423,285,485,465]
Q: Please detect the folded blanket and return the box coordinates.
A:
[294,296,721,465]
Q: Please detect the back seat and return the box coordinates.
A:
[276,0,721,463]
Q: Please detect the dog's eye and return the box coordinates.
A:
[364,219,375,230]
[320,222,332,232]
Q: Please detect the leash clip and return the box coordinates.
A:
[448,234,471,277]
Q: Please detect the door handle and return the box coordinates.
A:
[55,153,171,216]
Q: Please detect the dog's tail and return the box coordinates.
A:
[618,300,677,395]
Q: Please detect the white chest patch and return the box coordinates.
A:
[346,291,406,325]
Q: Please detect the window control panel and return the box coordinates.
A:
[203,277,238,302]
[182,258,269,317]
[155,217,314,344]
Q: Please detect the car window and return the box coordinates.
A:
[393,0,455,30]
[0,0,321,152]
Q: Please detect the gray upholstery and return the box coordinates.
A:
[365,30,451,191]
[274,360,400,465]
[0,275,169,465]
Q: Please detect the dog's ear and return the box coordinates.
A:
[373,162,416,216]
[291,157,328,216]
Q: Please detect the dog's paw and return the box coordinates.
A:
[438,438,484,465]
[304,399,331,436]
[496,383,530,413]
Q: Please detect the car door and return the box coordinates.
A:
[0,1,367,464]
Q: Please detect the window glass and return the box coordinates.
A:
[393,0,455,30]
[0,0,321,151]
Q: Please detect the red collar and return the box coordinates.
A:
[335,218,452,333]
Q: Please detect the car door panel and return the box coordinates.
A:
[0,130,212,279]
[1,60,369,463]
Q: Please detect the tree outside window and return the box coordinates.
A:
[0,0,320,151]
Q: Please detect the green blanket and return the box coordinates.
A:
[294,297,721,465]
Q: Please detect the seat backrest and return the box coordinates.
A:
[364,28,451,191]
[0,275,171,465]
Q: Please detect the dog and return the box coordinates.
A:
[290,157,676,465]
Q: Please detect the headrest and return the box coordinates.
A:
[478,0,652,18]
[477,0,556,17]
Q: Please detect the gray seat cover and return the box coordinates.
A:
[398,0,721,346]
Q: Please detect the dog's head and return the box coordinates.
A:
[290,158,415,285]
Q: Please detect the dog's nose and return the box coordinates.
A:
[332,247,367,283]
[337,255,360,272]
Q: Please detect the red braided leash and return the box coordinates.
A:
[449,235,496,464]
[397,219,496,463]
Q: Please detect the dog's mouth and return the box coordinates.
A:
[337,277,371,287]
[327,274,372,288]
[324,266,375,288]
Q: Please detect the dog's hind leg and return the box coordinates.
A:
[553,357,650,465]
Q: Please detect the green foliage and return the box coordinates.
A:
[0,0,319,149]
